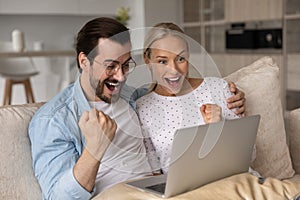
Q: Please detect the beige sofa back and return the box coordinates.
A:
[0,103,43,200]
[288,108,300,174]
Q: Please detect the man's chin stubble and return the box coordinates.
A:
[95,80,122,104]
[96,92,120,104]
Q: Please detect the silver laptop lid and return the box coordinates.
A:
[164,115,260,197]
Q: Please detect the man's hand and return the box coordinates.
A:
[200,104,222,124]
[227,82,246,117]
[79,109,117,161]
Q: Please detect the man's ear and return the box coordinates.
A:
[78,52,89,72]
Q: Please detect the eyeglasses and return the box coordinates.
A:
[93,58,136,76]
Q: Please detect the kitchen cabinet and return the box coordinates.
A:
[285,0,300,109]
[287,54,300,91]
[181,0,300,110]
[183,0,226,53]
[225,0,283,22]
[182,0,284,53]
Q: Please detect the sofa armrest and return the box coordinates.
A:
[288,108,300,174]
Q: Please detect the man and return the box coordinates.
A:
[29,17,246,199]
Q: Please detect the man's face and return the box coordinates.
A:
[89,38,132,103]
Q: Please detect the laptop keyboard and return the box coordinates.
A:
[146,182,166,193]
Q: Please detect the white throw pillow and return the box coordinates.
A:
[225,56,295,179]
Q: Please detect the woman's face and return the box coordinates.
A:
[146,35,189,96]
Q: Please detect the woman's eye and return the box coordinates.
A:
[158,60,167,65]
[177,56,186,63]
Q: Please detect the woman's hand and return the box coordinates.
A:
[200,104,222,124]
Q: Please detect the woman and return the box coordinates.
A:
[136,23,242,173]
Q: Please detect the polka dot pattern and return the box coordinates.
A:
[136,77,240,173]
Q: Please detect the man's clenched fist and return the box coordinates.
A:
[79,109,117,161]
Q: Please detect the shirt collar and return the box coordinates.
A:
[73,76,91,117]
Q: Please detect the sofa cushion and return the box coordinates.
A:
[0,103,44,200]
[94,173,300,200]
[225,56,295,179]
[288,108,300,174]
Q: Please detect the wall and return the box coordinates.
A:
[0,15,97,50]
[144,0,181,27]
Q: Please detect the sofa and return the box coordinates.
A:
[0,57,299,199]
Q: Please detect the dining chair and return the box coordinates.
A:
[0,41,39,105]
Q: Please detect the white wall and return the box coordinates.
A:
[0,15,97,50]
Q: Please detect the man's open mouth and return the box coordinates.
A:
[105,80,120,92]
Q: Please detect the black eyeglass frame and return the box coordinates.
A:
[92,57,136,76]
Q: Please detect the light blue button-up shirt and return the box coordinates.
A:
[29,77,148,200]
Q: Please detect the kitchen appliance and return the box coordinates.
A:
[226,23,282,49]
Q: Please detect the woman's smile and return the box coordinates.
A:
[163,75,183,91]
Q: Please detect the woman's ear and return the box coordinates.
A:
[143,51,150,64]
[78,52,89,72]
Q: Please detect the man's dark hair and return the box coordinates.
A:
[76,17,130,72]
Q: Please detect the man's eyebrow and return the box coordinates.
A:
[104,57,132,64]
[103,59,118,63]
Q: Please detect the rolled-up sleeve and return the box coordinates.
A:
[51,169,92,200]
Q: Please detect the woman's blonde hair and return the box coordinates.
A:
[144,22,186,59]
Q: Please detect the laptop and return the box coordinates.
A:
[126,115,260,198]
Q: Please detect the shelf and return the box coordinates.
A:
[224,49,283,54]
[285,13,300,20]
[202,20,226,26]
[183,22,202,27]
[183,20,226,27]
